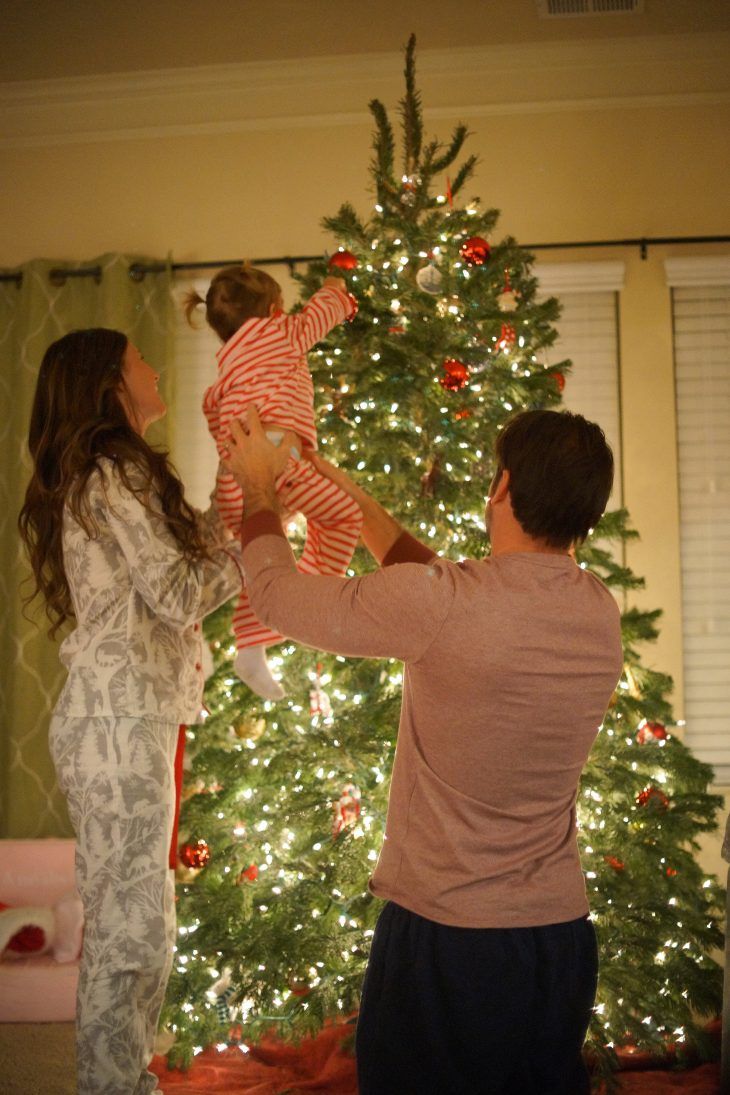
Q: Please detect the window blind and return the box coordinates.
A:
[536,262,624,510]
[668,262,730,782]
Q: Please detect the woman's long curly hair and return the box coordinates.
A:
[18,328,209,637]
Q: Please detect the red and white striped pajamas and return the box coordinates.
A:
[203,284,362,651]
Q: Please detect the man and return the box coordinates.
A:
[225,406,623,1094]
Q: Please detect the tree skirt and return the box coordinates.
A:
[151,1022,358,1094]
[150,1025,720,1094]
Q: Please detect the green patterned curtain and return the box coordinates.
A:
[0,253,172,837]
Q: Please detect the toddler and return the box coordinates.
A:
[185,264,362,699]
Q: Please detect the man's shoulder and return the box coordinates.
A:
[575,565,622,616]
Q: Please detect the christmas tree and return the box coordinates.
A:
[163,36,724,1083]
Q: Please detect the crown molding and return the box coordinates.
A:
[1,33,728,149]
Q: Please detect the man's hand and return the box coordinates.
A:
[305,451,371,508]
[223,409,291,518]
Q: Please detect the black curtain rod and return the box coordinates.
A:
[2,235,729,286]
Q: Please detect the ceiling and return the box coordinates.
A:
[3,0,729,82]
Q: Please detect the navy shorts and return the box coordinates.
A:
[356,901,598,1095]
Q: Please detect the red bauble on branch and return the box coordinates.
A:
[288,974,312,997]
[439,359,470,391]
[237,863,259,884]
[604,855,625,872]
[328,249,358,272]
[553,371,566,393]
[497,323,517,350]
[636,786,670,811]
[459,236,491,266]
[178,839,211,869]
[636,720,668,744]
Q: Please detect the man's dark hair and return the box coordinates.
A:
[494,409,614,548]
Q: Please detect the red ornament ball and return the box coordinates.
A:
[288,975,312,997]
[439,359,470,391]
[460,236,491,266]
[604,855,625,872]
[238,863,259,884]
[178,839,210,869]
[636,721,668,744]
[498,323,517,350]
[328,249,358,272]
[666,866,678,877]
[553,371,566,393]
[636,786,670,811]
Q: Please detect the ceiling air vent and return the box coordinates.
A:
[537,0,644,16]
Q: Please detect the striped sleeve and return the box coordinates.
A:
[283,285,351,354]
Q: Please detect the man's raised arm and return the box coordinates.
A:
[304,450,435,568]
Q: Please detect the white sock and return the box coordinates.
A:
[234,646,285,701]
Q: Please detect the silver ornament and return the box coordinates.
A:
[416,263,443,295]
[400,173,421,206]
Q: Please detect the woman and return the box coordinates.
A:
[18,329,265,1094]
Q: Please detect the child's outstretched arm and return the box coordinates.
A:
[285,278,356,355]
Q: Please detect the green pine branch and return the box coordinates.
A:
[431,125,470,174]
[368,98,397,204]
[448,154,479,197]
[400,33,423,174]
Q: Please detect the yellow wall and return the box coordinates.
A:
[2,33,729,866]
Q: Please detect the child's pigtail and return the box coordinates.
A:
[182,288,206,329]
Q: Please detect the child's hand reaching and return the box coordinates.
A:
[322,276,358,320]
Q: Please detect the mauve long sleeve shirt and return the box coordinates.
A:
[241,512,623,929]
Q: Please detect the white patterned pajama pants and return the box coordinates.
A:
[50,715,178,1095]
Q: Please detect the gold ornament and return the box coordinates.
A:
[235,716,266,741]
[181,776,206,802]
[175,862,202,883]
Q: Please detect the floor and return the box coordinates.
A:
[0,1021,722,1095]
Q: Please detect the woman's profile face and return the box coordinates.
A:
[118,342,166,435]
